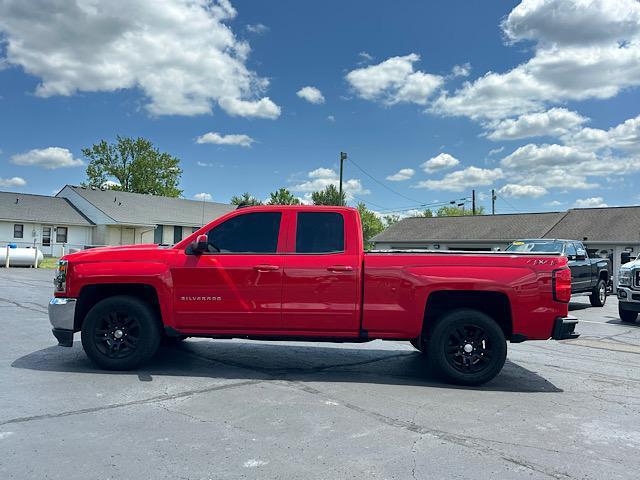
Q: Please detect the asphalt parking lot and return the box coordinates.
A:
[1,268,639,479]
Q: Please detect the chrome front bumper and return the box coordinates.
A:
[617,286,640,304]
[48,298,77,347]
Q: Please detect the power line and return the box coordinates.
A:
[347,157,428,204]
[495,192,522,213]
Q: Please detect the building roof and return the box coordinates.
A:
[372,206,640,244]
[544,206,640,243]
[0,191,93,226]
[59,185,235,227]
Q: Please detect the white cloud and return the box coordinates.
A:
[498,184,548,198]
[346,54,444,106]
[0,176,26,188]
[566,114,640,152]
[386,168,415,181]
[546,200,564,207]
[327,115,335,122]
[421,153,460,173]
[0,0,281,118]
[431,0,640,120]
[296,86,325,104]
[290,167,369,200]
[245,23,268,34]
[415,167,504,192]
[451,63,471,77]
[217,97,281,119]
[102,180,120,189]
[486,108,588,141]
[11,147,83,169]
[193,192,213,201]
[358,51,374,62]
[501,143,596,171]
[196,132,254,147]
[574,197,608,208]
[502,0,640,47]
[488,146,505,156]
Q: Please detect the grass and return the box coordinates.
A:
[39,257,60,269]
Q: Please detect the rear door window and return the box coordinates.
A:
[296,212,344,254]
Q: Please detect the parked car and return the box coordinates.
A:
[506,239,612,307]
[617,255,640,323]
[48,206,578,386]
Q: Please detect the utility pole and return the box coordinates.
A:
[491,189,497,215]
[472,190,476,216]
[339,152,347,204]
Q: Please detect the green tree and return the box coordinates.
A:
[230,192,263,206]
[422,209,434,217]
[83,136,182,197]
[267,188,301,205]
[383,214,401,228]
[357,202,385,250]
[311,184,346,206]
[436,205,485,217]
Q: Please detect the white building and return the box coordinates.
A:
[0,191,93,257]
[1,186,235,256]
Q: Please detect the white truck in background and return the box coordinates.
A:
[618,255,640,323]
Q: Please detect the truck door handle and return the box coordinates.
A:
[254,264,280,272]
[327,265,353,272]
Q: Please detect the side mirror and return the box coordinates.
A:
[576,253,587,261]
[190,234,208,254]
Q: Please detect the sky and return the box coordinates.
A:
[1,0,640,216]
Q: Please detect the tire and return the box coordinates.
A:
[589,279,607,307]
[426,309,507,386]
[619,306,638,323]
[81,295,161,370]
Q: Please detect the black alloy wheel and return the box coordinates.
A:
[94,311,141,359]
[81,295,161,370]
[427,309,507,386]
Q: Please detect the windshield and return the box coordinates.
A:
[506,241,563,253]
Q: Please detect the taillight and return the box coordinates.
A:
[552,267,571,303]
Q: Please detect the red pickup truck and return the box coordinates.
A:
[49,205,578,385]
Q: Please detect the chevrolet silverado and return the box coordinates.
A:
[49,206,578,385]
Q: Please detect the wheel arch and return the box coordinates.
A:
[422,290,513,341]
[74,283,162,331]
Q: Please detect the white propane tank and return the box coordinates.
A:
[0,247,44,267]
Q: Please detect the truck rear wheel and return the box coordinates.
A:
[426,309,507,386]
[619,305,638,323]
[81,295,161,370]
[589,279,607,307]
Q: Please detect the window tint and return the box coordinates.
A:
[296,212,344,253]
[14,224,23,239]
[207,212,281,253]
[565,243,577,258]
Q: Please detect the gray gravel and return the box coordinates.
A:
[1,268,639,479]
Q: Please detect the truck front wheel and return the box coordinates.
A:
[589,279,607,307]
[619,305,638,323]
[81,295,161,370]
[427,309,507,386]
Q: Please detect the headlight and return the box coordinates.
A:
[618,269,632,287]
[54,259,68,293]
